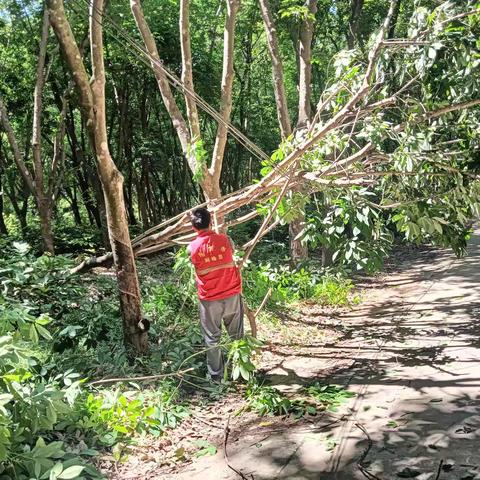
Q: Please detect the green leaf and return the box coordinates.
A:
[0,394,13,406]
[58,465,85,479]
[30,324,39,343]
[49,462,63,480]
[239,365,251,381]
[193,440,217,458]
[35,461,42,478]
[35,324,52,340]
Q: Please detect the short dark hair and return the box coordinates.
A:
[190,208,211,230]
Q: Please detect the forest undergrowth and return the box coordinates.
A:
[0,230,360,479]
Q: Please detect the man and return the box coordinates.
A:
[188,207,244,381]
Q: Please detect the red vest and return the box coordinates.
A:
[189,230,242,301]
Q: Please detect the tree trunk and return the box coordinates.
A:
[0,163,8,235]
[209,0,241,201]
[258,0,292,139]
[388,0,402,39]
[30,8,55,254]
[65,186,83,225]
[131,0,240,206]
[37,197,55,253]
[297,0,317,128]
[347,0,364,49]
[90,0,146,354]
[137,168,150,229]
[47,0,147,355]
[180,0,201,140]
[66,110,101,227]
[130,0,191,153]
[290,0,316,264]
[18,196,29,237]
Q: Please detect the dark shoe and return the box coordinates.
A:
[210,374,223,383]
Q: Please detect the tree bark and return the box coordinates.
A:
[131,0,240,204]
[258,0,292,139]
[347,0,364,49]
[209,0,241,199]
[65,106,102,227]
[0,160,8,235]
[130,0,191,153]
[180,0,201,140]
[297,0,317,128]
[0,95,35,194]
[65,186,83,225]
[388,0,402,39]
[290,0,317,263]
[31,8,55,254]
[47,0,147,355]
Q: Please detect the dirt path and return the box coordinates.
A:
[119,231,480,480]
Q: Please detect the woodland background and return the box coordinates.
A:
[0,0,479,478]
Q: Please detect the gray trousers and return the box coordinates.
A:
[199,293,244,378]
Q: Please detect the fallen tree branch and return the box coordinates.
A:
[88,367,195,386]
[355,422,383,480]
[434,459,444,480]
[69,84,480,274]
[223,415,254,480]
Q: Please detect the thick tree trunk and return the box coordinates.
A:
[37,197,55,253]
[47,0,147,355]
[89,0,147,354]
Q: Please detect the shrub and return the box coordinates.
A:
[79,383,190,445]
[243,262,357,308]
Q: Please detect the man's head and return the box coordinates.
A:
[190,207,211,231]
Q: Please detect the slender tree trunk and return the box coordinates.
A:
[297,0,317,128]
[388,0,402,39]
[130,0,191,153]
[347,0,364,49]
[18,195,29,237]
[47,0,147,355]
[90,170,110,246]
[65,186,83,225]
[180,0,201,140]
[289,0,317,264]
[137,168,149,228]
[66,110,101,227]
[258,0,292,139]
[208,0,241,201]
[31,8,55,254]
[131,0,240,206]
[0,96,35,195]
[0,162,8,235]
